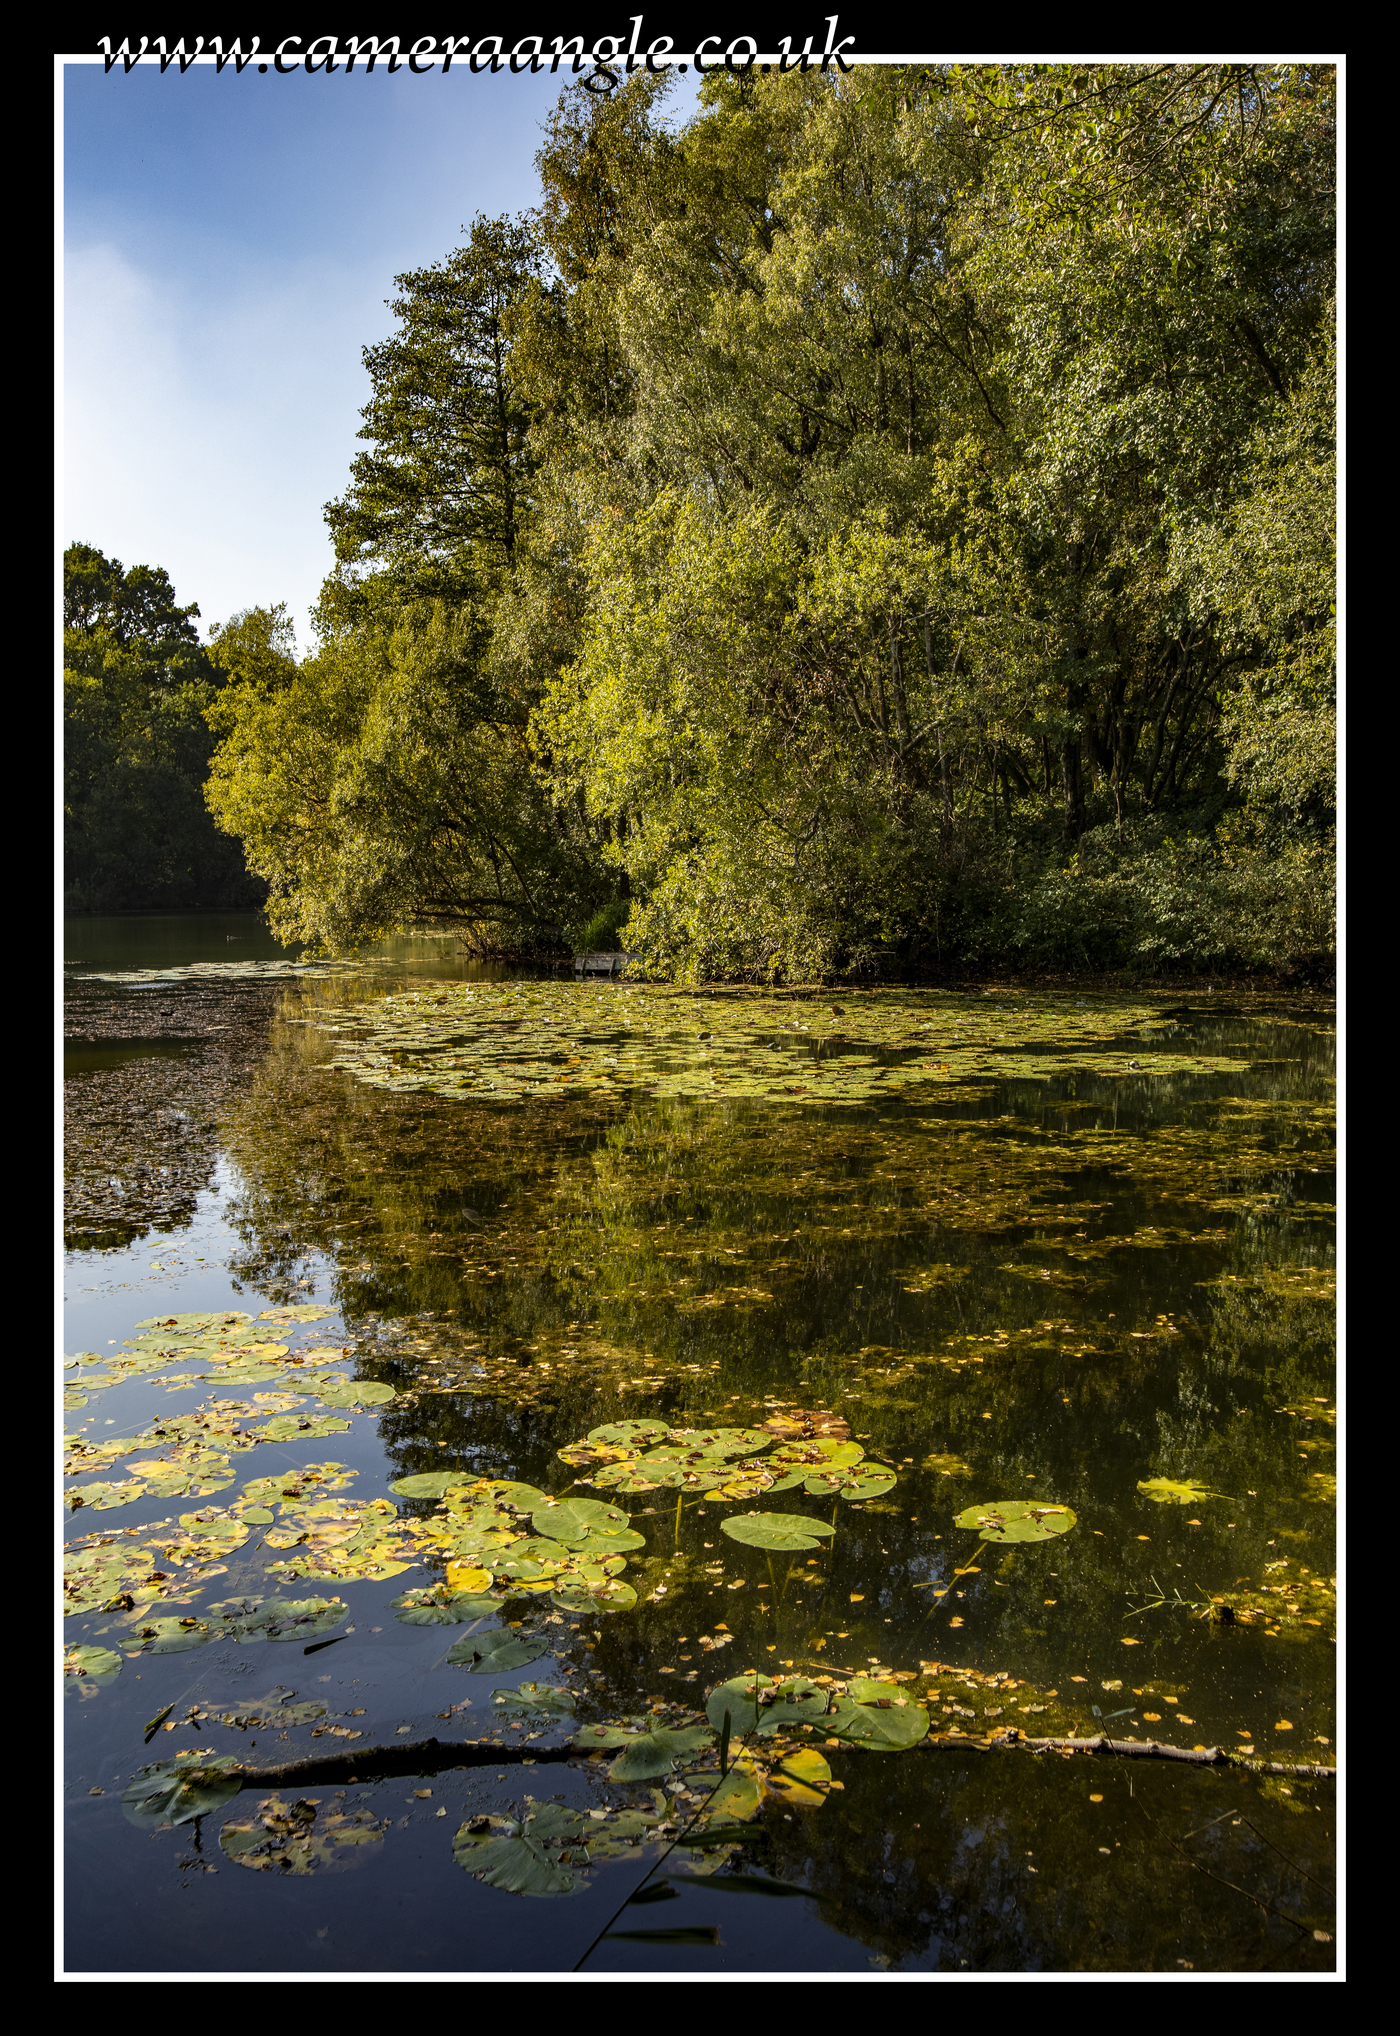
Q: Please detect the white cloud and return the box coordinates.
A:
[63,239,388,650]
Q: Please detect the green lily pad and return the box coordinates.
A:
[550,1579,638,1614]
[390,1587,501,1625]
[122,1615,216,1655]
[490,1683,577,1718]
[586,1421,671,1449]
[253,1414,353,1442]
[826,1683,930,1751]
[452,1804,590,1896]
[122,1755,244,1828]
[529,1497,638,1547]
[219,1794,385,1873]
[705,1675,773,1734]
[604,1726,713,1781]
[445,1628,542,1671]
[1137,1478,1222,1505]
[769,1438,865,1469]
[389,1471,467,1499]
[953,1500,1077,1543]
[720,1512,836,1551]
[312,1380,397,1408]
[67,1479,148,1514]
[63,1644,121,1682]
[701,1767,763,1823]
[665,1428,772,1458]
[803,1464,898,1501]
[208,1596,347,1643]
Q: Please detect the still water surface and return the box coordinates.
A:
[63,918,1337,1973]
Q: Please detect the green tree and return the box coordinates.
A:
[63,545,265,913]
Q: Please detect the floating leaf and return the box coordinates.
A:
[390,1586,500,1625]
[312,1380,396,1408]
[219,1794,384,1873]
[452,1803,589,1896]
[769,1438,865,1470]
[490,1683,577,1719]
[763,1746,833,1807]
[253,1414,353,1442]
[208,1596,346,1643]
[122,1615,215,1655]
[63,1644,121,1682]
[608,1726,713,1781]
[122,1755,243,1828]
[586,1420,671,1449]
[702,1766,763,1823]
[826,1681,930,1751]
[445,1627,541,1671]
[551,1579,638,1614]
[1137,1478,1222,1505]
[720,1512,836,1551]
[666,1427,772,1457]
[953,1500,1077,1544]
[389,1471,468,1499]
[803,1463,898,1501]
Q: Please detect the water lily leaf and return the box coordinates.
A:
[219,1794,384,1873]
[452,1803,589,1896]
[122,1755,243,1828]
[591,1462,667,1492]
[753,1678,831,1734]
[769,1438,865,1469]
[720,1512,836,1551]
[67,1477,154,1514]
[551,1579,637,1613]
[702,1766,764,1822]
[587,1420,671,1449]
[665,1428,771,1458]
[530,1498,640,1549]
[208,1596,347,1643]
[123,1615,215,1655]
[254,1414,353,1442]
[312,1380,396,1408]
[803,1463,898,1501]
[389,1471,467,1499]
[64,1644,121,1681]
[1137,1478,1222,1505]
[763,1746,833,1807]
[826,1684,930,1751]
[759,1410,850,1442]
[446,1628,541,1671]
[390,1587,500,1625]
[490,1683,577,1718]
[953,1500,1077,1543]
[607,1726,713,1781]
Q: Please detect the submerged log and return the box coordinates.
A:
[231,1727,1335,1791]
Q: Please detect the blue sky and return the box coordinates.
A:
[62,62,701,649]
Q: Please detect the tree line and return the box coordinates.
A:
[79,64,1336,973]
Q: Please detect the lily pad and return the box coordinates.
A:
[1137,1478,1222,1505]
[763,1746,833,1807]
[550,1579,638,1614]
[720,1512,836,1552]
[702,1766,763,1823]
[122,1615,216,1655]
[585,1420,671,1449]
[389,1471,467,1499]
[604,1726,713,1781]
[953,1500,1078,1543]
[826,1682,930,1751]
[529,1498,639,1548]
[253,1414,353,1442]
[122,1755,244,1828]
[63,1644,121,1682]
[208,1596,347,1643]
[390,1586,500,1625]
[666,1428,772,1457]
[219,1794,385,1873]
[445,1628,542,1671]
[452,1802,590,1896]
[311,1379,397,1408]
[706,1676,774,1735]
[490,1683,577,1719]
[769,1438,865,1469]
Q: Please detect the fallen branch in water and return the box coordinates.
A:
[229,1727,1335,1791]
[940,1728,1336,1779]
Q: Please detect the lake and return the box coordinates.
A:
[63,917,1337,1973]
